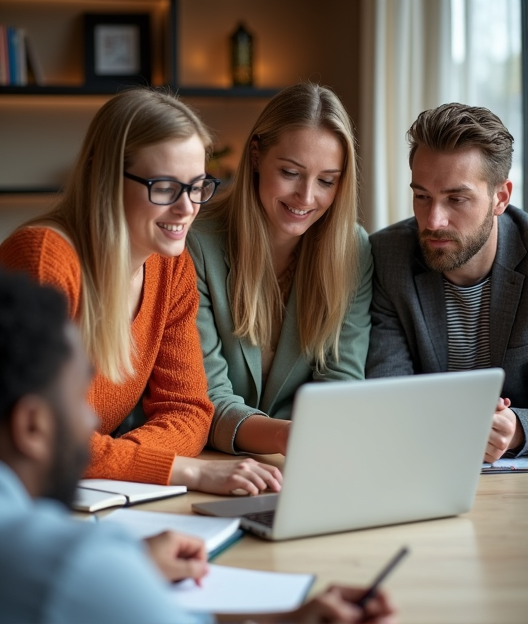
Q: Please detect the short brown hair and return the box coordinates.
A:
[407,103,514,188]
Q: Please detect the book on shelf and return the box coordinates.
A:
[73,479,187,513]
[6,26,18,84]
[24,32,44,85]
[16,28,27,86]
[0,24,44,86]
[0,25,8,85]
[101,508,244,560]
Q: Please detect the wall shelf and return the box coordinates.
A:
[0,0,362,205]
[0,188,62,194]
[177,86,279,98]
[0,85,280,97]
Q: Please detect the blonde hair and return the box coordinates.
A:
[27,88,213,383]
[200,82,360,370]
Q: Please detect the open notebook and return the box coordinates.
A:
[73,479,187,512]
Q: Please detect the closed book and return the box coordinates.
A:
[73,479,187,512]
[74,488,127,512]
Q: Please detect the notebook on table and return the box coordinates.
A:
[73,479,187,512]
[193,369,505,541]
[101,508,243,560]
[481,457,528,473]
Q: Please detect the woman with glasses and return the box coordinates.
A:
[0,88,282,494]
[187,82,372,455]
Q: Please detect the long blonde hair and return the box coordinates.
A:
[200,83,360,371]
[28,88,213,383]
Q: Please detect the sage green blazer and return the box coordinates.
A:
[187,221,373,454]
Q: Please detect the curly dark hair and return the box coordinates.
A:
[407,103,514,189]
[0,270,71,422]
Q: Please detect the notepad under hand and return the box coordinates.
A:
[101,508,243,559]
[481,458,528,473]
[73,479,187,512]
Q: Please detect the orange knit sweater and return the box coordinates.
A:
[0,227,214,485]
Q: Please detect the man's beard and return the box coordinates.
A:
[43,404,90,508]
[418,201,494,273]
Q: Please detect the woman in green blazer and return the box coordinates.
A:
[187,83,372,455]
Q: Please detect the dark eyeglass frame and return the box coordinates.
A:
[123,171,221,205]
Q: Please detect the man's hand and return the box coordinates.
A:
[288,585,397,624]
[485,398,524,463]
[144,531,208,583]
[216,585,397,624]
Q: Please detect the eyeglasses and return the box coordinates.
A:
[123,171,221,205]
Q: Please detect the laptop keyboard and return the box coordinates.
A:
[243,510,276,527]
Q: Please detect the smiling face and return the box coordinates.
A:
[254,126,345,246]
[123,134,206,267]
[411,145,511,283]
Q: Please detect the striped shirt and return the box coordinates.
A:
[444,276,491,371]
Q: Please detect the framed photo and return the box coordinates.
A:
[84,14,151,88]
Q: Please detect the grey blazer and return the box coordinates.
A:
[366,205,528,456]
[187,221,373,454]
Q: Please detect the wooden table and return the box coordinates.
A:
[118,453,528,624]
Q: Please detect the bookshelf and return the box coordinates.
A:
[0,0,361,212]
[0,0,283,197]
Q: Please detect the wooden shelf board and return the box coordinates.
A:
[0,188,62,194]
[0,85,280,97]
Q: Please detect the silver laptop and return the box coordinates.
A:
[193,369,505,541]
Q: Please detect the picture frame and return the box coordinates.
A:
[84,14,151,88]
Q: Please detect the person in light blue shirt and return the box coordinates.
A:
[0,462,212,624]
[0,270,396,624]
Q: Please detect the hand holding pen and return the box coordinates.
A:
[243,547,408,624]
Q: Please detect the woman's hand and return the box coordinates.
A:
[144,531,208,583]
[171,456,282,495]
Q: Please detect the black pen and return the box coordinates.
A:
[355,546,410,609]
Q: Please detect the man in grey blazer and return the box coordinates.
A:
[366,103,528,461]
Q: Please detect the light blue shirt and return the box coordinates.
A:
[0,461,213,624]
